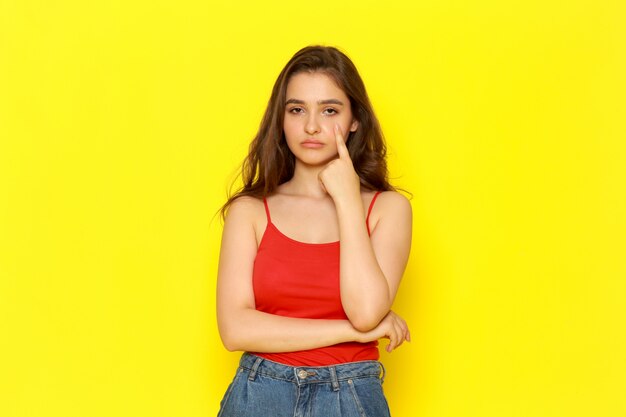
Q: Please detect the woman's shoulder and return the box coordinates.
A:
[368,190,412,222]
[224,195,266,223]
[372,190,411,209]
[364,190,412,237]
[223,195,269,245]
[229,194,264,207]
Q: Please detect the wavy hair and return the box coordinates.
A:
[219,45,397,219]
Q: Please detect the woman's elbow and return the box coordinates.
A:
[218,324,244,352]
[220,336,239,352]
[217,307,257,352]
[344,299,390,332]
[347,311,386,333]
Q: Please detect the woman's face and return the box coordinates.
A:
[283,71,359,166]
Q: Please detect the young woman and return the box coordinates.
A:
[216,45,412,417]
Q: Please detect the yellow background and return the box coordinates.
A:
[1,1,625,416]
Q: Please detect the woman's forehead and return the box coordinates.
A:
[285,72,347,102]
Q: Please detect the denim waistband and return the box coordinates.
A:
[239,352,386,387]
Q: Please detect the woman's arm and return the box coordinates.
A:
[335,191,412,331]
[319,125,413,332]
[217,196,363,352]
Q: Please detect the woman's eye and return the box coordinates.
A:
[288,107,337,115]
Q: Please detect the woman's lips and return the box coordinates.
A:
[301,140,324,148]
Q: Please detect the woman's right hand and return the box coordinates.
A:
[357,310,411,353]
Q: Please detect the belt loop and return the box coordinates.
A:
[329,366,340,392]
[248,357,263,381]
[379,362,386,384]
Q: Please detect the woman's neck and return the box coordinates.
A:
[280,162,328,199]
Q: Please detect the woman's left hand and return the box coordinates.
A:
[356,310,411,352]
[318,124,361,201]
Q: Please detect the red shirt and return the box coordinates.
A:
[250,192,382,366]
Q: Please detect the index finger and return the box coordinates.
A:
[334,124,350,160]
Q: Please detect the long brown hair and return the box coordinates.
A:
[220,45,397,220]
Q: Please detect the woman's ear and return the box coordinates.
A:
[350,119,359,132]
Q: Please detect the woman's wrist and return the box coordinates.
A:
[333,192,364,218]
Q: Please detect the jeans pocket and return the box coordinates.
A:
[346,377,391,417]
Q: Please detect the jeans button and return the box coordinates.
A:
[297,370,308,379]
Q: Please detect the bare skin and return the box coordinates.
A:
[217,72,412,354]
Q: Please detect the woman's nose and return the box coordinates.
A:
[304,114,321,134]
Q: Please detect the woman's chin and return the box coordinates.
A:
[295,156,335,168]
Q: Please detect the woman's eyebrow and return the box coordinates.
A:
[285,98,344,106]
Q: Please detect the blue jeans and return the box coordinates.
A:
[217,352,392,417]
